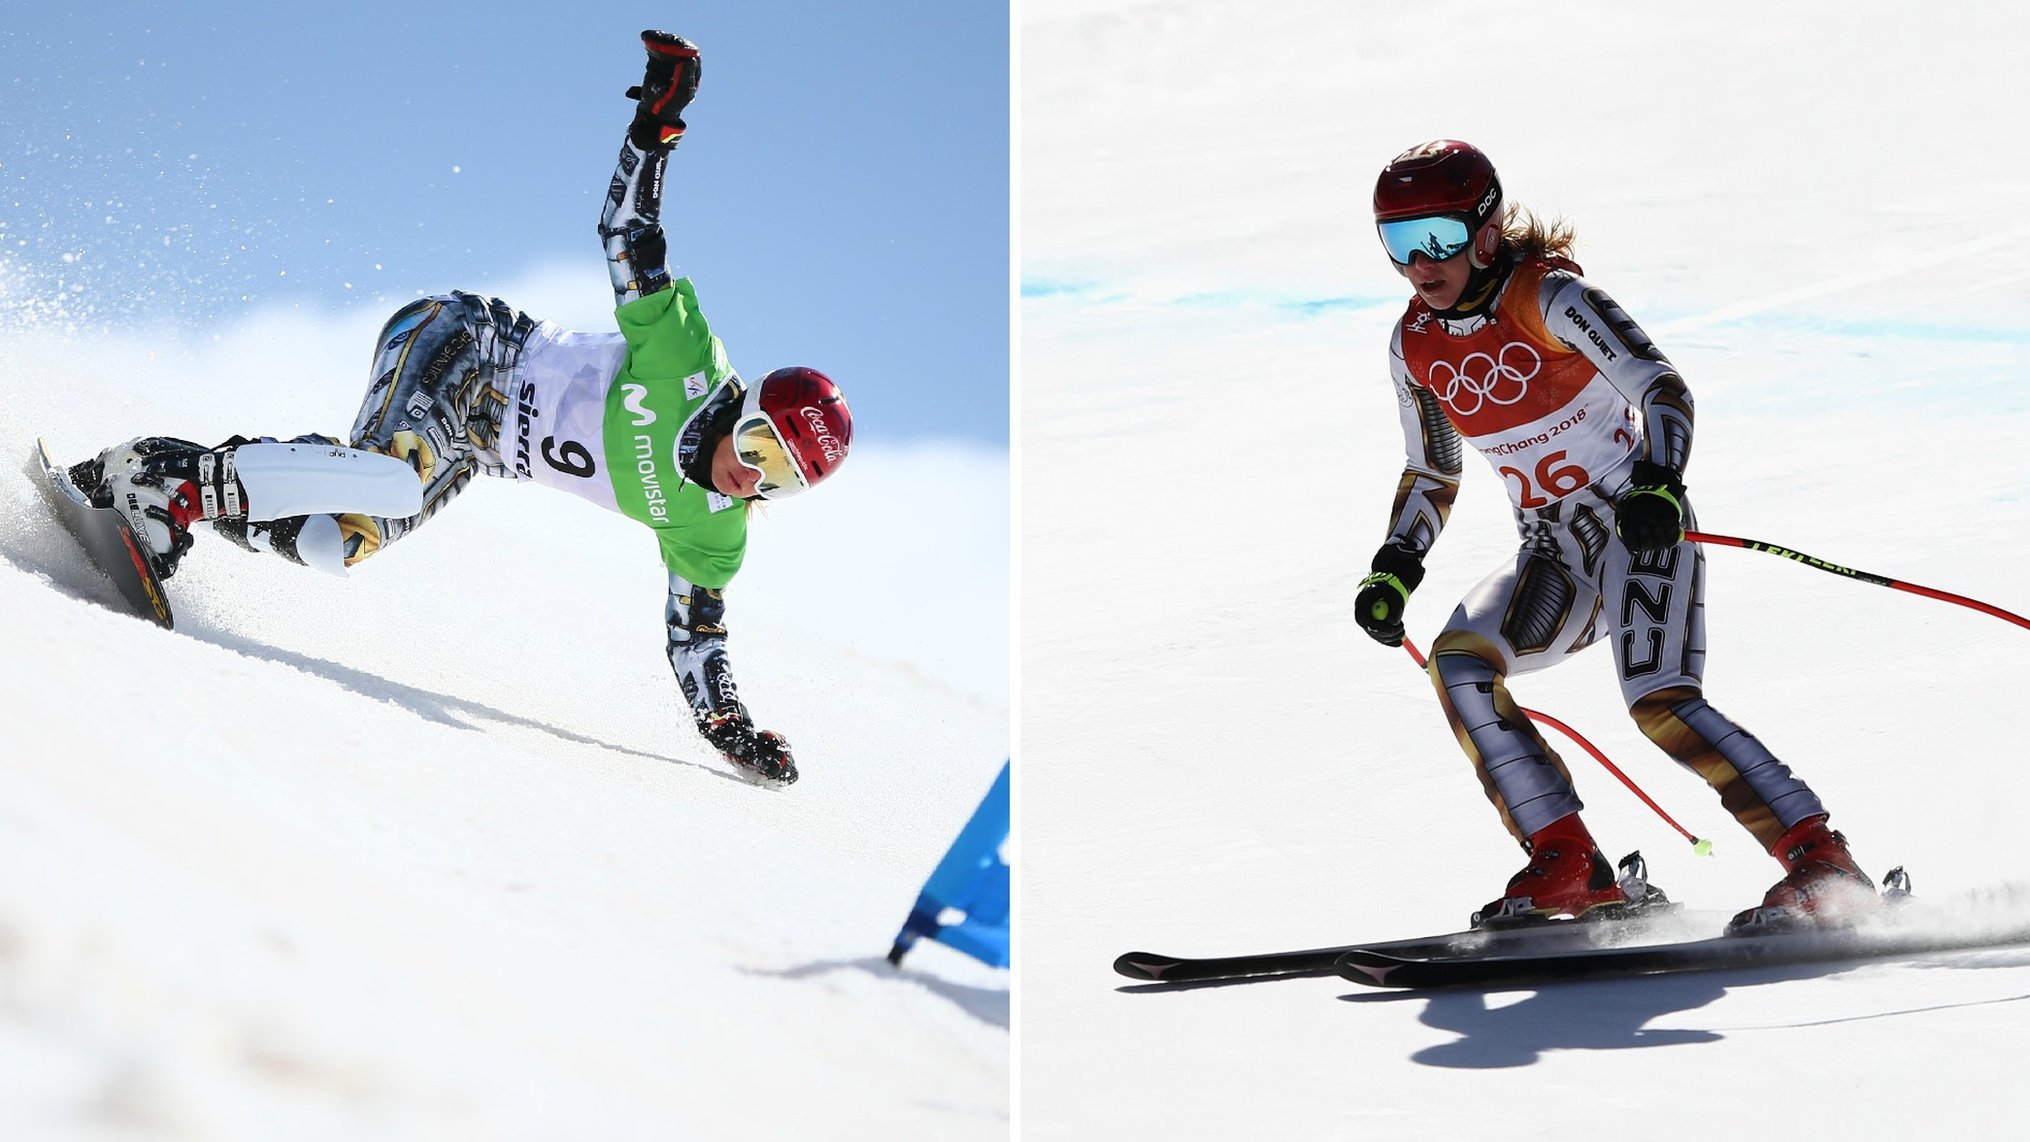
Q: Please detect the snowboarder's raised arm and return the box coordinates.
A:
[600,31,701,307]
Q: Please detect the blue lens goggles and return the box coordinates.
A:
[1377,214,1474,265]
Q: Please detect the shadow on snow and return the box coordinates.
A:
[1335,952,2030,1068]
[748,956,1011,1030]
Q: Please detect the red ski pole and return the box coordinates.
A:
[1401,636,1714,855]
[1686,531,2030,632]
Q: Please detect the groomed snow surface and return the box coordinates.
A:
[0,295,1008,1139]
[1022,1,2030,1139]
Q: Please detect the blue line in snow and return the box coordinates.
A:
[1736,315,2030,344]
[1028,278,2030,344]
[1020,279,1087,299]
[1022,278,1393,315]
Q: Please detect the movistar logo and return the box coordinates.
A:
[633,434,668,522]
[621,383,656,427]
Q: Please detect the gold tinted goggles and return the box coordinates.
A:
[732,411,810,500]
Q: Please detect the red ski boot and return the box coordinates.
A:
[1728,815,1878,934]
[1474,813,1634,927]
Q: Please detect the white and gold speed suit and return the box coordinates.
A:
[1384,251,1828,853]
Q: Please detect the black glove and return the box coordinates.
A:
[1354,542,1426,647]
[697,710,798,784]
[626,31,702,150]
[1616,460,1686,553]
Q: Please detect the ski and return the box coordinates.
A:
[1115,905,1696,984]
[1116,937,1430,985]
[28,438,175,628]
[1116,850,1684,984]
[1338,894,2030,990]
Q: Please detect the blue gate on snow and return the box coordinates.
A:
[888,760,1009,969]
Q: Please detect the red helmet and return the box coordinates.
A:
[1373,139,1502,224]
[1373,140,1504,267]
[730,367,853,500]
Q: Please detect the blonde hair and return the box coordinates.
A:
[1499,205,1577,261]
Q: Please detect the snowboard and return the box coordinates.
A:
[29,438,175,628]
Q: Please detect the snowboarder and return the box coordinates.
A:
[1355,140,1869,929]
[70,31,851,784]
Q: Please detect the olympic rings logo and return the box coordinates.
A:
[1425,342,1541,417]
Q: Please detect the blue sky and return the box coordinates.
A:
[1,2,1009,445]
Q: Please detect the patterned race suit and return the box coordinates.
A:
[225,131,762,732]
[1384,252,1825,852]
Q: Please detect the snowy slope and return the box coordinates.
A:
[0,289,1008,1137]
[1021,2,2030,1138]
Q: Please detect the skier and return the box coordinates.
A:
[1355,139,1871,930]
[72,31,851,784]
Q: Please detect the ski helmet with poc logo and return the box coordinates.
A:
[1373,140,1504,268]
[730,367,853,500]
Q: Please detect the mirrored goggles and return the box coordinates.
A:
[1377,214,1474,266]
[731,410,810,500]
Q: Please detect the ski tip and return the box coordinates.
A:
[1112,952,1181,981]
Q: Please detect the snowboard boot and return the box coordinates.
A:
[1728,814,1878,934]
[695,710,800,784]
[87,436,249,579]
[1474,813,1633,927]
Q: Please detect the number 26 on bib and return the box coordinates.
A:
[1500,449,1588,508]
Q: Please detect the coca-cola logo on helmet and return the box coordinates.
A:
[799,405,847,464]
